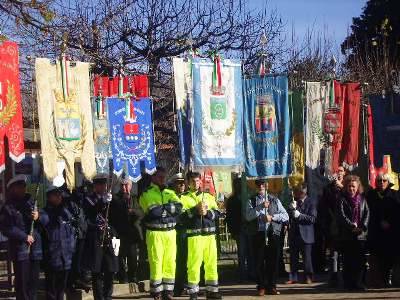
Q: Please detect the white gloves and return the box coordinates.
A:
[112,237,121,256]
[294,210,301,218]
[105,193,112,203]
[290,201,297,210]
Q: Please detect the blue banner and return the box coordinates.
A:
[92,97,111,174]
[107,97,156,181]
[191,58,244,170]
[243,75,291,177]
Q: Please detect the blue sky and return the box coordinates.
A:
[251,0,367,49]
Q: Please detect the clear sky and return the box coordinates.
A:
[251,0,367,49]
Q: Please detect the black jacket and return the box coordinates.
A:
[366,188,400,254]
[110,192,144,242]
[337,193,369,242]
[43,204,76,271]
[0,194,49,261]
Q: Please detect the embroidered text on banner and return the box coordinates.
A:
[243,75,291,177]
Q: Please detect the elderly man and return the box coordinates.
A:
[0,175,49,300]
[287,183,317,284]
[245,179,289,296]
[110,176,144,284]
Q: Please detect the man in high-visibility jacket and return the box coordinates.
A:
[182,172,222,300]
[139,167,183,300]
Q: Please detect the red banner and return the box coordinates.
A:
[0,41,25,173]
[93,75,149,98]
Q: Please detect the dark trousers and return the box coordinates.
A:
[92,272,114,300]
[174,229,188,294]
[46,269,69,300]
[253,231,280,290]
[289,238,314,279]
[69,238,88,285]
[278,226,287,275]
[14,259,40,300]
[238,231,256,281]
[117,238,138,282]
[342,239,366,289]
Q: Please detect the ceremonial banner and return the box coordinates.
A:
[0,41,25,172]
[367,104,377,188]
[93,75,149,97]
[305,82,328,169]
[289,90,304,184]
[369,94,400,173]
[191,58,243,170]
[243,75,291,177]
[173,57,192,167]
[341,83,361,170]
[35,58,96,190]
[107,97,156,181]
[92,96,111,174]
[213,171,233,200]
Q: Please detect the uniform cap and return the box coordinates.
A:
[46,184,62,194]
[92,173,109,183]
[7,174,27,189]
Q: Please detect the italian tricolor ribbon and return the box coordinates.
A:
[212,54,222,95]
[125,98,136,121]
[60,54,69,100]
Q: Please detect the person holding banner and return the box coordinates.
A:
[0,175,49,300]
[83,174,119,300]
[139,167,183,300]
[245,179,289,296]
[182,172,222,300]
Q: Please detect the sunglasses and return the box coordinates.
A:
[377,179,388,182]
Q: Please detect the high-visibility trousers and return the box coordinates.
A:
[146,229,176,294]
[187,234,218,294]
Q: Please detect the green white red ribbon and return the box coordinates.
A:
[60,54,69,100]
[212,54,222,95]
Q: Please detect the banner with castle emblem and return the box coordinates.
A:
[243,75,291,177]
[191,57,243,170]
[107,97,156,182]
[35,57,96,190]
[92,96,111,174]
[0,41,25,173]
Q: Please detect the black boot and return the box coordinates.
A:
[206,291,222,299]
[189,293,198,300]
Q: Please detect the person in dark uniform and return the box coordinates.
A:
[0,175,49,300]
[168,173,187,297]
[64,183,91,291]
[43,185,77,300]
[110,176,144,284]
[83,174,119,300]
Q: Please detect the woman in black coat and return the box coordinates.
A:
[337,175,369,290]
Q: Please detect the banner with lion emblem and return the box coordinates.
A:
[243,75,291,177]
[0,41,25,173]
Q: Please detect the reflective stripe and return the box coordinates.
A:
[163,283,174,291]
[150,280,163,293]
[186,226,216,234]
[206,285,219,292]
[186,283,199,294]
[169,204,176,214]
[145,222,176,229]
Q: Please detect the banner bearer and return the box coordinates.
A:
[182,172,222,300]
[139,167,183,300]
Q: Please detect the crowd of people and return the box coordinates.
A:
[0,165,399,300]
[226,166,400,295]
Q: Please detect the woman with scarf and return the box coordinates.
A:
[337,175,369,290]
